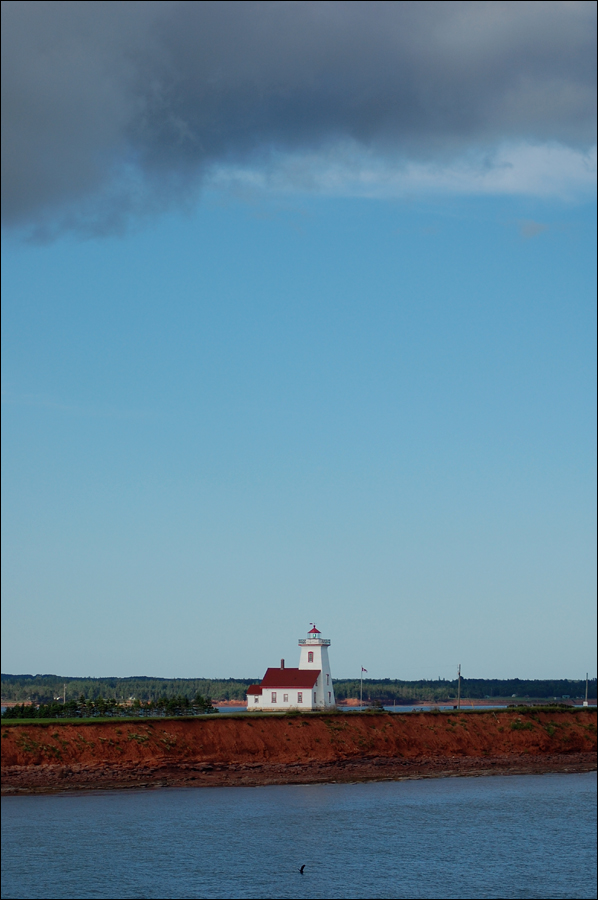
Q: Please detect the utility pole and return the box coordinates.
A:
[457,664,461,710]
[63,683,66,704]
[584,673,589,707]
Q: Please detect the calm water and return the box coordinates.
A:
[2,773,596,899]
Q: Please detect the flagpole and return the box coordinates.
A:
[360,667,368,708]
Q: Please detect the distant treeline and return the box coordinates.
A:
[0,675,253,705]
[334,678,596,703]
[2,694,216,720]
[2,674,595,704]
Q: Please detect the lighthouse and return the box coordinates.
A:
[246,624,335,710]
[298,625,335,708]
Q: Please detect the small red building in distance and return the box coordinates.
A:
[247,625,335,710]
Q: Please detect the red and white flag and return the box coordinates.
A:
[361,667,368,673]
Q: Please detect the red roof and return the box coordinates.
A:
[246,685,263,695]
[308,626,321,634]
[259,667,319,689]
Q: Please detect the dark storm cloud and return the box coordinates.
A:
[2,0,596,232]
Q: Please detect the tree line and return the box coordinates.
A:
[333,677,596,703]
[1,675,254,705]
[2,673,595,705]
[1,693,217,719]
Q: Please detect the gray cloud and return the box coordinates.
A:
[2,1,596,234]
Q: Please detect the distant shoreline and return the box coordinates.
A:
[3,674,595,711]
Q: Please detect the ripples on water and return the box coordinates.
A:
[2,773,596,899]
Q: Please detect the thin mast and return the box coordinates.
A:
[457,664,461,710]
[585,673,589,705]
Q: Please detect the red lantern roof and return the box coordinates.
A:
[308,626,321,634]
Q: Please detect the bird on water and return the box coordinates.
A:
[299,865,306,874]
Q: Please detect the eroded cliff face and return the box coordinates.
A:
[2,709,596,793]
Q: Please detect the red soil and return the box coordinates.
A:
[213,700,247,707]
[2,709,595,794]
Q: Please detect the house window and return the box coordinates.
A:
[297,692,303,703]
[314,692,317,703]
[254,696,259,703]
[283,693,289,702]
[271,692,277,703]
[327,674,330,685]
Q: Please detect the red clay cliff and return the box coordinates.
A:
[2,708,596,794]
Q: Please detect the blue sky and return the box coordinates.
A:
[1,2,596,681]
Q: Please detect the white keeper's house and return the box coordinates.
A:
[247,625,336,710]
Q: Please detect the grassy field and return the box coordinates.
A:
[2,704,589,727]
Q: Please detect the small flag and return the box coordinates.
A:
[361,667,368,673]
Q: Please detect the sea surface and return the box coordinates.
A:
[2,773,596,900]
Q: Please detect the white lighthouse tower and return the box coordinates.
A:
[298,625,335,709]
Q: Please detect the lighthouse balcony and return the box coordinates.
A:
[298,638,330,646]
